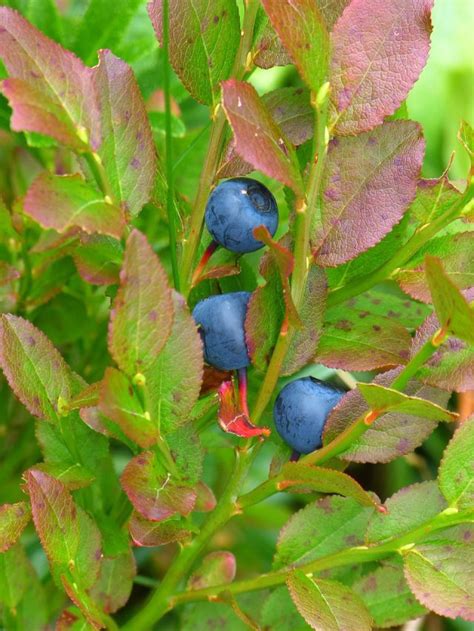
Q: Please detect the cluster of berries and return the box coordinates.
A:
[192,178,343,455]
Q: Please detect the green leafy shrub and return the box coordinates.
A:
[0,1,473,629]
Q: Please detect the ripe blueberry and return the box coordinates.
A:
[205,178,278,253]
[273,377,344,454]
[192,292,251,371]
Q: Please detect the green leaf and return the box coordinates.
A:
[439,418,474,509]
[148,0,240,105]
[24,172,125,239]
[357,382,457,422]
[181,601,249,631]
[315,307,412,371]
[287,571,372,631]
[352,558,427,628]
[397,232,474,303]
[341,289,430,330]
[144,292,203,433]
[323,368,450,463]
[73,233,122,286]
[26,469,102,590]
[120,451,196,522]
[458,119,474,160]
[366,481,447,544]
[275,496,374,569]
[425,255,474,344]
[188,551,236,590]
[0,315,85,422]
[260,0,330,94]
[94,50,157,217]
[129,511,192,547]
[409,176,461,225]
[0,502,31,553]
[282,265,327,375]
[222,80,304,193]
[0,543,32,609]
[25,0,63,43]
[262,586,312,630]
[278,463,380,509]
[0,7,99,150]
[72,0,143,64]
[89,549,136,614]
[108,229,173,376]
[99,367,158,448]
[403,524,474,622]
[149,111,186,138]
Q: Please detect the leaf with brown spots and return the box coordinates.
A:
[25,469,102,590]
[148,0,240,105]
[120,451,196,522]
[315,307,411,371]
[403,524,474,622]
[0,315,86,422]
[331,0,434,135]
[275,496,374,570]
[287,571,372,631]
[260,0,330,95]
[315,121,424,266]
[0,502,31,553]
[0,7,99,150]
[439,418,474,509]
[352,558,427,628]
[323,368,450,463]
[222,80,303,193]
[93,50,157,216]
[108,229,173,376]
[129,511,192,547]
[24,173,126,239]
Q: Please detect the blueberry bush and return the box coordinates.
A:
[0,1,473,629]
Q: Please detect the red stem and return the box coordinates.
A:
[237,368,250,418]
[191,240,219,287]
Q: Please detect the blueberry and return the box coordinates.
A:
[273,377,345,454]
[192,292,251,371]
[205,178,278,253]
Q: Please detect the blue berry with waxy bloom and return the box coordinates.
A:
[192,292,251,371]
[205,177,278,253]
[273,377,345,454]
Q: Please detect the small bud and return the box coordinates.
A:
[143,411,151,421]
[76,126,89,144]
[57,396,70,417]
[316,81,330,108]
[104,195,113,205]
[133,373,146,387]
[441,506,459,515]
[398,543,415,553]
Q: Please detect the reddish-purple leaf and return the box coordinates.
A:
[403,524,474,621]
[260,0,330,94]
[0,502,31,553]
[93,50,156,216]
[108,229,173,376]
[89,549,136,614]
[331,0,434,135]
[129,511,192,547]
[222,80,303,193]
[282,264,327,375]
[148,0,240,105]
[315,121,424,266]
[411,310,474,392]
[0,7,99,150]
[73,234,122,286]
[317,0,351,29]
[194,481,217,513]
[99,367,158,447]
[120,451,196,522]
[26,469,102,590]
[24,173,125,239]
[315,309,411,371]
[218,381,270,438]
[188,551,236,590]
[0,315,85,422]
[32,462,95,491]
[143,291,204,433]
[253,18,292,69]
[323,368,450,463]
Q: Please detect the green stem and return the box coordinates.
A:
[179,0,260,295]
[171,507,474,605]
[251,88,330,424]
[162,0,180,290]
[328,189,474,308]
[83,151,116,203]
[122,447,256,630]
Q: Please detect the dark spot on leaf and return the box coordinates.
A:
[335,319,351,331]
[372,298,381,305]
[131,157,140,169]
[149,310,157,322]
[387,310,401,318]
[358,311,370,318]
[27,336,36,346]
[372,324,381,332]
[399,349,409,360]
[213,15,219,23]
[363,575,377,593]
[397,437,410,453]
